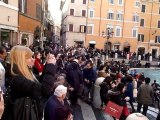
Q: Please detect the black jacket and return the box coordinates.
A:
[2,63,56,120]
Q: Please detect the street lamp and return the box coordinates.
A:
[102,28,114,60]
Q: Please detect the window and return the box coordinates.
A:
[141,5,146,13]
[158,21,160,28]
[69,24,73,32]
[19,0,27,13]
[108,0,114,4]
[138,34,144,42]
[89,9,94,18]
[116,12,123,21]
[86,24,94,34]
[71,0,74,3]
[83,0,86,4]
[155,36,160,43]
[80,25,86,33]
[140,19,144,27]
[36,4,41,20]
[133,14,139,22]
[107,25,114,37]
[115,26,121,37]
[108,10,114,19]
[82,10,86,17]
[0,0,8,4]
[132,28,138,37]
[135,1,140,7]
[118,0,123,5]
[90,0,95,2]
[70,9,74,15]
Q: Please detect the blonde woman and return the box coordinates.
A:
[1,45,57,120]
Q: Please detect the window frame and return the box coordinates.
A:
[71,0,75,3]
[138,34,144,42]
[140,18,145,27]
[83,0,86,4]
[79,25,86,33]
[141,4,146,13]
[89,8,94,18]
[108,0,114,5]
[135,1,140,8]
[116,12,123,21]
[118,0,123,6]
[82,10,86,17]
[133,13,139,22]
[70,8,75,16]
[115,26,122,37]
[69,24,74,32]
[107,24,114,37]
[132,28,138,38]
[158,20,160,28]
[107,10,114,20]
[86,24,94,34]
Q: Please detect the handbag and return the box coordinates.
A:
[123,105,130,116]
[104,101,123,119]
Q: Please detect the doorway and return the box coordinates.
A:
[124,46,130,53]
[138,47,145,55]
[152,49,157,58]
[89,44,95,49]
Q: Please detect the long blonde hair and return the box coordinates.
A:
[10,45,34,80]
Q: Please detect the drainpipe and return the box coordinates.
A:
[85,0,89,47]
[122,0,126,38]
[148,1,153,53]
[41,0,44,49]
[98,0,103,36]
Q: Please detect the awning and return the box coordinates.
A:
[89,41,96,44]
[74,39,84,43]
[123,42,130,47]
[114,41,120,45]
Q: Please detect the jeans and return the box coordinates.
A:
[83,85,94,102]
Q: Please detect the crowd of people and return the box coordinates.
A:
[0,43,158,120]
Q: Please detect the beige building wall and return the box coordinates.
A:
[0,1,18,45]
[62,0,88,47]
[138,1,160,58]
[0,1,18,29]
[86,0,140,53]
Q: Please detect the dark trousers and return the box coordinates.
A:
[70,89,78,104]
[137,102,148,116]
[129,101,135,112]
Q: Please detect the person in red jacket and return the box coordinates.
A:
[33,51,44,76]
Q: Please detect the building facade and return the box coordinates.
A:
[138,1,160,58]
[86,0,140,53]
[0,0,18,46]
[18,0,43,46]
[61,0,88,47]
[61,0,160,58]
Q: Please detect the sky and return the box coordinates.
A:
[48,0,62,26]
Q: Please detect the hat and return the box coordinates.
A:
[126,113,149,120]
[54,85,67,97]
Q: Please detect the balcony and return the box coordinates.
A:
[150,42,160,46]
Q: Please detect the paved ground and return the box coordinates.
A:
[72,99,157,120]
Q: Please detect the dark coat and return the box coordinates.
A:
[2,63,56,120]
[83,67,97,87]
[44,95,69,120]
[66,61,83,90]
